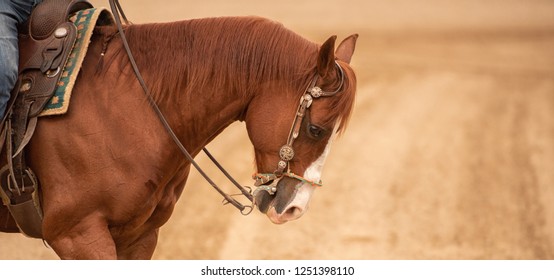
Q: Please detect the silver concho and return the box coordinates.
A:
[309,86,323,98]
[54,27,68,38]
[279,145,295,161]
[19,81,32,92]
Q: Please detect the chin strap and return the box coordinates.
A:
[253,173,323,188]
[251,172,323,199]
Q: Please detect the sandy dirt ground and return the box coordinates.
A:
[1,0,553,259]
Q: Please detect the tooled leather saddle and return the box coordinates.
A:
[0,0,93,238]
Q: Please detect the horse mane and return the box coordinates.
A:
[116,16,355,133]
[121,17,315,100]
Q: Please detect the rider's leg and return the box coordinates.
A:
[0,0,40,117]
[0,6,19,118]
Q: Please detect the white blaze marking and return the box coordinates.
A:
[303,130,336,183]
[284,127,339,215]
[267,125,340,223]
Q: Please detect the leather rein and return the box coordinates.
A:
[108,0,345,214]
[109,0,253,215]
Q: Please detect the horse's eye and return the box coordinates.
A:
[308,125,324,139]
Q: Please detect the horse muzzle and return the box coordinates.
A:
[253,176,316,224]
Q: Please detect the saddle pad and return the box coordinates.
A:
[39,8,111,117]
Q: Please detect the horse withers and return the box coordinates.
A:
[1,9,357,259]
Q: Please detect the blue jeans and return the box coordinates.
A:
[0,0,42,118]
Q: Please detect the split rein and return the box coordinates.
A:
[109,0,253,215]
[108,0,345,215]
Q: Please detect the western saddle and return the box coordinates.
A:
[0,0,93,238]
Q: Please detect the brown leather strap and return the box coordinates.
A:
[109,0,254,214]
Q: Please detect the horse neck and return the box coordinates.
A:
[139,65,250,155]
[121,18,317,153]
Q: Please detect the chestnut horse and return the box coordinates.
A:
[0,16,357,259]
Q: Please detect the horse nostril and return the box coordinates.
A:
[255,190,273,214]
[282,206,303,221]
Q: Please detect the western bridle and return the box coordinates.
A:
[252,62,345,195]
[108,0,344,215]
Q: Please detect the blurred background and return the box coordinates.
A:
[1,0,553,259]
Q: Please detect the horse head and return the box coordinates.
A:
[244,34,358,224]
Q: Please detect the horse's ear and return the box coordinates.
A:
[335,34,358,64]
[317,35,337,78]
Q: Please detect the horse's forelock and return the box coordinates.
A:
[332,62,356,135]
[312,61,357,135]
